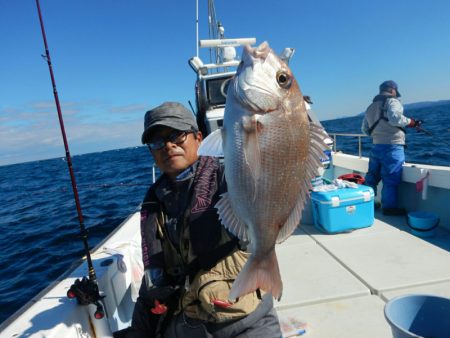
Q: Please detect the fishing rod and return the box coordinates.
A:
[35,0,104,319]
[416,125,450,147]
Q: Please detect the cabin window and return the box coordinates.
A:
[206,76,233,106]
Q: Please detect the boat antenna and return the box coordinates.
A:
[188,100,196,115]
[35,0,104,319]
[208,0,220,64]
[196,0,199,57]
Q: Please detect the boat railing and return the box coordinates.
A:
[149,133,370,183]
[328,133,369,158]
[152,165,157,183]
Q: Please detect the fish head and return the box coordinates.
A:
[230,41,303,114]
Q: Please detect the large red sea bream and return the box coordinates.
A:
[199,41,328,300]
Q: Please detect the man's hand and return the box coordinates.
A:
[408,118,423,128]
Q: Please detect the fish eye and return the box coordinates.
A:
[276,71,291,88]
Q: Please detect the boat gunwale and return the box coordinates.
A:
[0,210,140,332]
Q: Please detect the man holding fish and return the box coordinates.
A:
[124,102,280,337]
[121,41,328,338]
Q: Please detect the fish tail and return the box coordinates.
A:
[229,249,283,301]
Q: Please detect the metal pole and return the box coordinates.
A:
[196,0,199,57]
[35,0,96,283]
[358,136,362,158]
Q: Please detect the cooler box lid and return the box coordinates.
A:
[311,185,374,207]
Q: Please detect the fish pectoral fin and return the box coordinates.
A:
[242,115,262,190]
[244,131,261,181]
[197,128,224,157]
[215,193,249,242]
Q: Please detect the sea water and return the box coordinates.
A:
[0,146,155,324]
[322,101,450,167]
[0,103,449,325]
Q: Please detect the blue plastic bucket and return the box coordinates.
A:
[407,211,439,238]
[384,294,450,338]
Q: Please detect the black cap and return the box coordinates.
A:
[379,80,401,97]
[141,102,198,144]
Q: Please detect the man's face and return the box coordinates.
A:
[149,126,202,179]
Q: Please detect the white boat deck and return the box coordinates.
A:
[2,210,450,337]
[275,212,450,337]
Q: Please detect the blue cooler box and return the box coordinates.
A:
[311,185,374,233]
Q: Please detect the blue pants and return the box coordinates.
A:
[365,144,405,209]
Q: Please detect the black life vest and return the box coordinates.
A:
[140,156,238,285]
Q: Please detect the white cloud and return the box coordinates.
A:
[0,100,146,166]
[109,103,148,114]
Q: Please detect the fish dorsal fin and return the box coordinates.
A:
[197,128,224,157]
[215,192,249,242]
[276,122,330,243]
[309,122,331,169]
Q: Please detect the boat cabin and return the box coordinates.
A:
[194,71,234,136]
[188,37,256,136]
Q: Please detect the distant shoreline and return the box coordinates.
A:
[323,99,450,122]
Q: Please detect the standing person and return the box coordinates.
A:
[119,102,281,338]
[361,81,422,215]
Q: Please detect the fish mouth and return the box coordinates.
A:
[232,70,279,114]
[233,42,280,113]
[243,42,270,61]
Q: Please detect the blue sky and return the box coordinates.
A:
[1,0,449,166]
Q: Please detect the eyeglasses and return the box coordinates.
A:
[147,130,194,150]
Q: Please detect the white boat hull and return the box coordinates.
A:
[0,212,142,338]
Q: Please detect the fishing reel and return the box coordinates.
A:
[67,276,106,319]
